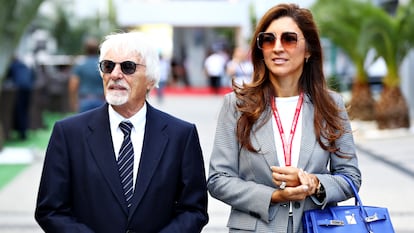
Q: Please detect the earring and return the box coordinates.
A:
[305,57,310,63]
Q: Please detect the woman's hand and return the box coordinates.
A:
[270,166,319,203]
[271,166,301,188]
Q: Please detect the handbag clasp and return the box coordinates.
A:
[365,213,383,223]
[317,219,345,226]
[329,220,345,226]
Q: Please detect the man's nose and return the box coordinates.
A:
[110,64,124,79]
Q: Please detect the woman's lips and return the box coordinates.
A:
[272,58,288,64]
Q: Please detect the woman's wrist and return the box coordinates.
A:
[314,180,326,201]
[271,189,281,204]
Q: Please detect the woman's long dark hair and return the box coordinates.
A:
[235,3,346,155]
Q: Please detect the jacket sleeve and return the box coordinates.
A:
[314,92,361,208]
[34,122,95,233]
[207,93,275,223]
[159,124,209,233]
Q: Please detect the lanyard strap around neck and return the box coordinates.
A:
[271,92,304,166]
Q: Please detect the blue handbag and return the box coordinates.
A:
[303,175,395,233]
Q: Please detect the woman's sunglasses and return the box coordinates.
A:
[99,60,145,75]
[257,32,303,50]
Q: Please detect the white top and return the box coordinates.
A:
[204,53,227,76]
[108,103,146,190]
[271,96,303,168]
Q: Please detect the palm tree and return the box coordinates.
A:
[360,1,414,129]
[311,0,379,121]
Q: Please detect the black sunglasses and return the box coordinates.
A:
[257,32,303,50]
[99,60,145,75]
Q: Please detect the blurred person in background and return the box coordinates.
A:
[204,47,228,94]
[226,46,253,86]
[68,37,105,112]
[171,57,190,87]
[35,31,209,233]
[156,53,170,102]
[207,4,360,233]
[6,56,35,140]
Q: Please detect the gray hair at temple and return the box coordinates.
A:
[99,31,160,88]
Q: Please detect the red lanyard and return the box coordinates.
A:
[270,92,304,166]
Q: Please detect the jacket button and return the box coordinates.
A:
[294,202,301,209]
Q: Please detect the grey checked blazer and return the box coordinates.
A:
[207,92,361,233]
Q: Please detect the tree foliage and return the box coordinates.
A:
[0,0,44,150]
[312,0,413,128]
[311,0,380,120]
[360,0,414,87]
[0,0,44,83]
[33,0,119,55]
[311,0,383,83]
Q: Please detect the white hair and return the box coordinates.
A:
[99,31,160,87]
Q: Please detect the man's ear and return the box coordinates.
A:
[146,79,156,92]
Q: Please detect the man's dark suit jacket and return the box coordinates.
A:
[35,103,209,233]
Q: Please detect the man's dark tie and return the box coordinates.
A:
[118,121,134,208]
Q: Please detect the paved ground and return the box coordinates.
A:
[0,94,413,233]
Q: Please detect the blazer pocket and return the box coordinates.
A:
[227,209,257,231]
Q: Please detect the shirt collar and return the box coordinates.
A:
[108,103,147,132]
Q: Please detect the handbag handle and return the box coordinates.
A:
[324,174,363,224]
[337,174,363,206]
[337,175,385,223]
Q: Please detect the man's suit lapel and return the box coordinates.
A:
[86,104,128,214]
[128,103,167,219]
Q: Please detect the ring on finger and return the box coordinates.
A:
[280,181,286,190]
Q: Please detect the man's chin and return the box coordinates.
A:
[106,95,128,106]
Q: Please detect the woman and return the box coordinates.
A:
[207,4,361,233]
